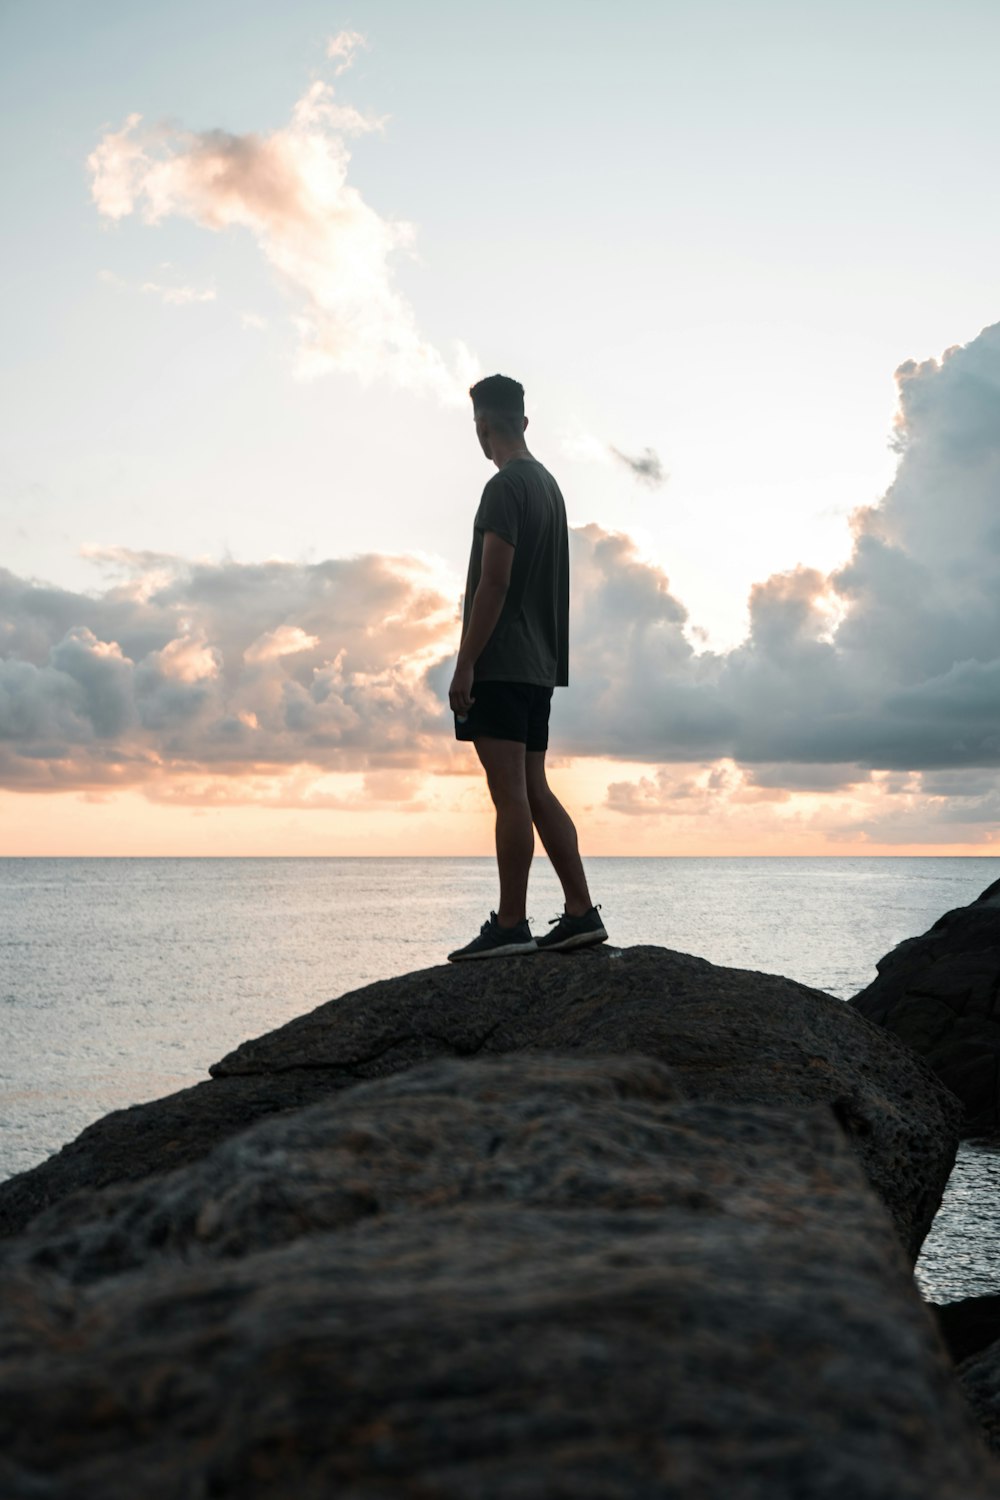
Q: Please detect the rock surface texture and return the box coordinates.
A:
[852,877,1000,1135]
[0,1055,994,1499]
[0,947,961,1260]
[958,1340,1000,1456]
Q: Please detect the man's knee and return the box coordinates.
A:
[477,737,528,806]
[525,752,550,813]
[488,777,531,813]
[527,768,560,816]
[527,782,560,820]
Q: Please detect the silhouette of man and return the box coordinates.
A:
[447,374,607,960]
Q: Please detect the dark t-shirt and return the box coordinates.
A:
[463,457,569,687]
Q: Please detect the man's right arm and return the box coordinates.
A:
[458,530,514,669]
[449,530,514,715]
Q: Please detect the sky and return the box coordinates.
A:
[1,0,999,855]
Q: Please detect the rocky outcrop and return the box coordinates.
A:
[0,946,961,1259]
[852,877,1000,1135]
[0,1056,994,1499]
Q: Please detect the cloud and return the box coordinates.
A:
[100,268,216,306]
[609,445,667,487]
[145,632,219,684]
[744,762,870,793]
[244,625,320,665]
[600,758,1000,849]
[141,280,216,306]
[326,30,367,75]
[0,550,456,795]
[556,322,1000,779]
[88,58,475,400]
[142,765,429,813]
[3,321,1000,839]
[559,433,668,489]
[606,763,753,818]
[833,772,1000,846]
[554,524,730,761]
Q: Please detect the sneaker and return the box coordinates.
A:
[448,912,537,962]
[534,904,608,953]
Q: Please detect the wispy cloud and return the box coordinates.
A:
[560,431,668,488]
[326,29,367,75]
[99,267,216,307]
[88,48,476,400]
[141,280,216,306]
[609,445,667,487]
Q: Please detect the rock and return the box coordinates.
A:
[852,878,1000,1135]
[930,1294,1000,1364]
[0,1056,993,1499]
[0,1070,359,1242]
[0,947,960,1260]
[4,1055,688,1283]
[957,1339,1000,1456]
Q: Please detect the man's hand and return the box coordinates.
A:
[449,661,475,717]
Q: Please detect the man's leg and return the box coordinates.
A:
[526,751,593,916]
[475,736,534,927]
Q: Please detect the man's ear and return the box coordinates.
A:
[523,416,529,432]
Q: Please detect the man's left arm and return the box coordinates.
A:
[449,530,514,715]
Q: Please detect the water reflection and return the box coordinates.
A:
[916,1141,1000,1304]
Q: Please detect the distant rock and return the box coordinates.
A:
[852,878,1000,1135]
[0,1056,994,1499]
[0,946,961,1259]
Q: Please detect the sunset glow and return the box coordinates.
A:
[3,2,1000,855]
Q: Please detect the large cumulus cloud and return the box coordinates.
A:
[2,322,1000,821]
[561,321,1000,778]
[0,552,454,792]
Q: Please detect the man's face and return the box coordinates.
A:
[474,409,493,461]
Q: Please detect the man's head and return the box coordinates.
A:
[470,374,527,460]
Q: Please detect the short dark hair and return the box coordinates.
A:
[470,374,525,435]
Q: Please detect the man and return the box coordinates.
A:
[447,374,607,960]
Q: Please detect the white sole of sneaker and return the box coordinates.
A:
[536,928,608,954]
[448,940,538,962]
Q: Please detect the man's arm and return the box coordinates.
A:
[449,530,515,715]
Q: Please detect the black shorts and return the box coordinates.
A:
[455,680,554,752]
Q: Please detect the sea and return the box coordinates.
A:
[1,855,998,1304]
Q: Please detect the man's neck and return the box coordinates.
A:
[491,441,533,470]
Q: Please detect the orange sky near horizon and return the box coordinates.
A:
[3,759,996,859]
